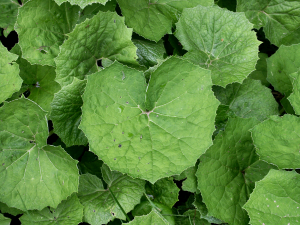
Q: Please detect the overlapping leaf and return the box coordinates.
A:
[54,0,108,8]
[123,210,169,225]
[117,0,214,42]
[288,71,300,115]
[0,43,22,103]
[267,43,300,95]
[244,170,300,225]
[11,44,61,111]
[20,194,83,225]
[55,10,138,87]
[213,78,279,121]
[237,0,300,46]
[50,78,87,147]
[175,5,260,87]
[251,114,300,169]
[248,53,269,86]
[174,166,197,193]
[16,0,80,66]
[0,214,10,225]
[0,98,79,211]
[80,57,219,183]
[196,117,274,225]
[78,165,145,225]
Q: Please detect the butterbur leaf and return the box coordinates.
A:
[251,114,300,169]
[133,38,166,68]
[78,166,145,225]
[50,78,88,147]
[288,71,300,115]
[145,177,179,208]
[80,57,219,183]
[237,0,300,46]
[54,0,108,8]
[175,5,260,87]
[213,78,279,121]
[19,194,83,225]
[0,202,23,216]
[117,0,214,42]
[248,53,269,87]
[267,43,300,95]
[244,170,300,225]
[174,166,198,193]
[123,210,169,225]
[11,44,61,112]
[0,98,79,211]
[16,0,80,66]
[197,118,262,225]
[55,10,138,87]
[0,214,10,225]
[0,43,22,103]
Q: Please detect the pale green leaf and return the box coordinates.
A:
[0,202,23,216]
[133,38,166,68]
[80,57,219,183]
[78,167,145,225]
[54,0,108,8]
[175,5,260,87]
[146,177,179,208]
[117,0,214,42]
[288,71,300,115]
[213,78,279,121]
[0,98,79,211]
[123,210,169,225]
[196,118,261,225]
[16,0,80,66]
[0,214,10,225]
[251,114,300,169]
[50,78,88,147]
[248,53,269,86]
[11,44,61,112]
[0,43,22,103]
[267,43,300,95]
[0,0,22,37]
[20,194,83,225]
[174,166,197,193]
[55,10,138,87]
[237,0,300,46]
[244,169,300,225]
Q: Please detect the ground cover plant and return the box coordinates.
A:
[1,0,300,224]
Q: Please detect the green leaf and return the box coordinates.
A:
[11,44,61,112]
[244,169,300,225]
[174,166,197,193]
[0,214,11,225]
[19,194,83,225]
[175,5,260,87]
[16,0,80,66]
[0,98,79,211]
[196,117,262,225]
[0,43,22,103]
[248,53,269,86]
[288,71,300,115]
[237,0,300,46]
[133,38,166,68]
[54,0,108,8]
[146,177,179,208]
[174,210,210,225]
[55,10,138,87]
[0,0,22,37]
[0,202,23,216]
[213,78,279,121]
[78,165,145,225]
[123,210,169,225]
[50,78,87,147]
[266,43,300,95]
[78,151,103,178]
[251,114,300,169]
[117,0,214,42]
[80,57,219,183]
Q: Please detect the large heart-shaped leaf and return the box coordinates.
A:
[80,57,219,183]
[0,98,79,211]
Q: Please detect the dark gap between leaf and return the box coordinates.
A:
[97,59,103,67]
[115,3,122,16]
[0,30,18,51]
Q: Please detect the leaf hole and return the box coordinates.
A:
[118,144,122,148]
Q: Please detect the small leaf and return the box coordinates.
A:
[19,194,83,225]
[123,210,169,225]
[244,170,300,225]
[174,166,198,193]
[288,70,300,115]
[54,0,108,8]
[175,5,260,87]
[0,213,11,225]
[248,53,269,86]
